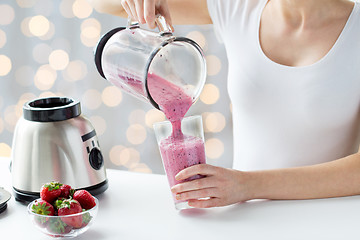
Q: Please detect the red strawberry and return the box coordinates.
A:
[47,218,72,235]
[57,199,83,228]
[80,209,92,228]
[59,184,74,198]
[73,190,96,210]
[40,181,62,203]
[31,199,55,227]
[32,199,55,216]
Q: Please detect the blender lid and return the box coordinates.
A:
[23,97,81,122]
[0,187,11,214]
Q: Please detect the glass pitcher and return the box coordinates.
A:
[94,16,207,110]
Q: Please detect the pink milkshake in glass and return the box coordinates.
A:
[154,116,206,210]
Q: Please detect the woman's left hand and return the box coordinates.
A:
[171,164,253,208]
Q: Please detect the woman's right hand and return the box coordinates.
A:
[121,0,172,29]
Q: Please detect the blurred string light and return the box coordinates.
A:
[101,86,123,107]
[120,148,140,168]
[205,138,224,159]
[145,109,165,128]
[0,4,15,25]
[73,0,93,19]
[62,60,88,82]
[206,55,222,76]
[19,93,37,103]
[82,89,102,110]
[0,55,12,76]
[81,18,101,47]
[186,31,207,51]
[0,143,11,158]
[200,83,220,105]
[126,124,147,145]
[38,22,55,40]
[20,17,33,37]
[49,49,69,70]
[29,15,50,37]
[38,91,58,99]
[34,64,57,90]
[109,145,125,166]
[203,112,226,133]
[110,145,137,167]
[130,163,152,173]
[109,146,151,173]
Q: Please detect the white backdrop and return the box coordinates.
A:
[0,0,232,174]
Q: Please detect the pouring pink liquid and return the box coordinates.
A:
[113,69,205,208]
[147,73,206,206]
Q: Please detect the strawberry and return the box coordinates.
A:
[79,210,92,228]
[59,184,74,198]
[40,181,62,203]
[57,199,83,228]
[32,199,55,216]
[31,199,55,227]
[73,190,96,210]
[47,218,72,235]
[53,197,66,210]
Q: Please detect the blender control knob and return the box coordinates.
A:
[89,148,104,170]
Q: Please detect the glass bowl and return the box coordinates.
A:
[27,197,98,238]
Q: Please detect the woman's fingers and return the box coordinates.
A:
[121,0,173,30]
[134,0,146,23]
[188,198,222,208]
[144,0,156,28]
[171,175,215,193]
[128,1,139,21]
[175,187,216,201]
[156,0,173,31]
[175,164,218,181]
[121,1,134,19]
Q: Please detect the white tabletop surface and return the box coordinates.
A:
[1,156,360,240]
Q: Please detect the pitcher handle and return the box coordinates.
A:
[127,17,140,29]
[127,15,172,36]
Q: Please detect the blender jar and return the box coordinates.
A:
[94,16,207,110]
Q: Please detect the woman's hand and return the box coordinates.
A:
[121,0,172,29]
[171,164,254,208]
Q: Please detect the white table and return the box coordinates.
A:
[1,157,360,240]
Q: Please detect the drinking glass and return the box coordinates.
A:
[153,115,206,210]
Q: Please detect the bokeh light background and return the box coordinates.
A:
[0,0,232,174]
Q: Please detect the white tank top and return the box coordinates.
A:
[207,0,360,171]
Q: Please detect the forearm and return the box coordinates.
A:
[88,0,127,17]
[247,153,360,200]
[88,0,211,25]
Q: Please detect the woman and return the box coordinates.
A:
[90,0,360,208]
